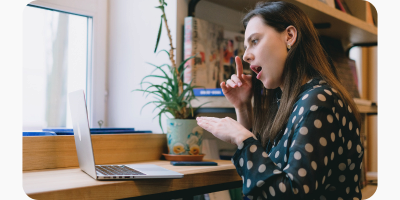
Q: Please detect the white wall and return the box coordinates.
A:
[107,0,244,133]
[108,0,180,133]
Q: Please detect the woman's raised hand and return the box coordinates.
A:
[196,116,255,146]
[220,56,253,109]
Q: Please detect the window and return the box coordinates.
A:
[23,5,93,131]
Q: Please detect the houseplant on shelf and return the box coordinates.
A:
[133,0,208,156]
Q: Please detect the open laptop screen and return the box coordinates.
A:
[68,90,97,179]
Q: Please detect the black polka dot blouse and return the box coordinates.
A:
[232,77,364,200]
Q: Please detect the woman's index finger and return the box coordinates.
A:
[235,56,243,77]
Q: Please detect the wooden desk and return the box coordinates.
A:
[23,134,242,199]
[23,160,241,200]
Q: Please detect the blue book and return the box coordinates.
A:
[54,130,152,135]
[23,131,56,136]
[42,128,151,135]
[43,128,135,132]
[193,88,224,96]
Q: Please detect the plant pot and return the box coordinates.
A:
[166,119,203,155]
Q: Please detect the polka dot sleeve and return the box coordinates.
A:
[232,85,363,200]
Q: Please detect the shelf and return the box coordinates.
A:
[361,184,377,199]
[204,0,377,46]
[191,96,377,115]
[356,104,377,115]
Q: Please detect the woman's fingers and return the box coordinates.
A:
[197,117,219,127]
[242,74,252,84]
[197,116,219,124]
[230,74,242,87]
[197,120,210,132]
[220,82,229,93]
[197,117,218,133]
[226,79,238,88]
[235,56,243,77]
[225,74,243,88]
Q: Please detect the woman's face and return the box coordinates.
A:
[243,16,290,90]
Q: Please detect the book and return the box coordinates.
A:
[340,0,352,15]
[334,0,346,13]
[193,88,224,96]
[184,18,251,96]
[337,59,360,98]
[366,171,377,185]
[42,128,151,135]
[319,36,360,99]
[348,59,359,89]
[365,2,375,25]
[221,30,251,82]
[318,0,335,8]
[23,131,56,136]
[184,17,224,90]
[43,127,135,132]
[353,98,377,106]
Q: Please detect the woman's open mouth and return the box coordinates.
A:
[250,65,262,79]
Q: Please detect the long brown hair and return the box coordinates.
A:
[243,1,361,146]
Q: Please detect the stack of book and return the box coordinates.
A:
[184,17,250,97]
[22,128,152,136]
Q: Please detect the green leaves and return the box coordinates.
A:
[132,52,208,130]
[178,54,196,81]
[133,0,209,132]
[154,15,163,53]
[154,0,168,53]
[158,0,167,6]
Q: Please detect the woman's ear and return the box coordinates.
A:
[285,25,297,47]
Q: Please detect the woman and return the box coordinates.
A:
[196,1,364,199]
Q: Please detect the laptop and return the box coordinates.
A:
[68,90,183,180]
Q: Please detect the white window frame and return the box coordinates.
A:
[28,0,108,128]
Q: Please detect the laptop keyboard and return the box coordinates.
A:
[95,165,145,176]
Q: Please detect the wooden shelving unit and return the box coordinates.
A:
[189,0,377,114]
[203,0,377,47]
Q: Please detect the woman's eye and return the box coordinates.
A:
[252,39,258,45]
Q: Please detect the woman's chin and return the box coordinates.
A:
[262,83,273,89]
[262,79,279,90]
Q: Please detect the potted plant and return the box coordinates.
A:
[133,0,208,156]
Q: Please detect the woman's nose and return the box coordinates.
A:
[243,50,253,63]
